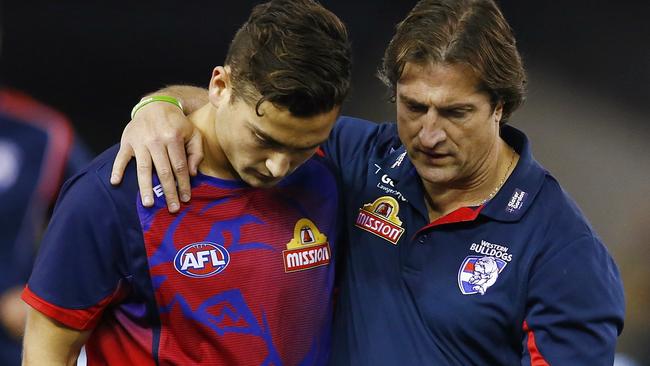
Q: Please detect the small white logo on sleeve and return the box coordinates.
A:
[153,184,164,198]
[391,151,407,168]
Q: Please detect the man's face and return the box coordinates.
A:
[213,90,338,188]
[396,62,503,188]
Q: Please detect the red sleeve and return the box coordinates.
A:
[22,283,127,331]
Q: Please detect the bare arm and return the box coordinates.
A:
[110,85,207,213]
[22,307,91,366]
[0,286,28,340]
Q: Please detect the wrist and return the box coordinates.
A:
[131,95,184,119]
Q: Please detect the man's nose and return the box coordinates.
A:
[418,113,447,148]
[265,153,291,178]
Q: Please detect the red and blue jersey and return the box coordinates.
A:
[0,88,91,366]
[23,145,339,365]
[323,117,625,365]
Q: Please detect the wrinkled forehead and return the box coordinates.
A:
[397,62,488,104]
[399,62,480,90]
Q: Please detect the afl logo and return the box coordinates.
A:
[173,242,230,278]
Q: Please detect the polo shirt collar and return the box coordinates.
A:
[372,125,547,224]
[479,125,547,222]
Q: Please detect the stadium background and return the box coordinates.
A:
[2,0,648,363]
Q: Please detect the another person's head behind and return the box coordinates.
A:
[205,0,351,187]
[379,0,526,188]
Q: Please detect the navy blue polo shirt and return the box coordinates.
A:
[324,117,624,366]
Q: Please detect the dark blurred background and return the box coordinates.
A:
[2,1,649,364]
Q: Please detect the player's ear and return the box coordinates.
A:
[208,66,231,106]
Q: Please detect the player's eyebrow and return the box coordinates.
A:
[248,123,326,151]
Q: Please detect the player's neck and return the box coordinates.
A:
[190,104,239,180]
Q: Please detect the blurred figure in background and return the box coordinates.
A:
[0,24,92,366]
[0,89,92,365]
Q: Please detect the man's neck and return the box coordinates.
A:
[422,139,518,222]
[190,104,238,180]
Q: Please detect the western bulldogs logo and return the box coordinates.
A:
[174,242,230,278]
[458,256,507,295]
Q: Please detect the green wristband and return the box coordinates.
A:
[130,95,184,119]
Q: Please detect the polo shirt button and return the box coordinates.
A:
[418,234,428,243]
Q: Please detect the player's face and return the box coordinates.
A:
[396,62,503,188]
[217,99,337,187]
[209,68,338,188]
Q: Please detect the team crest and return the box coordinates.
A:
[283,218,331,273]
[458,256,507,295]
[174,241,230,278]
[355,196,405,245]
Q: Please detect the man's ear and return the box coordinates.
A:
[208,66,231,106]
[493,100,504,125]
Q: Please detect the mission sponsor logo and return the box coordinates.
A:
[174,241,230,278]
[283,218,331,273]
[355,196,405,245]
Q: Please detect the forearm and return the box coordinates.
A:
[144,85,208,114]
[22,308,90,366]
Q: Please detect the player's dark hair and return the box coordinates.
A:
[225,0,352,117]
[379,0,526,123]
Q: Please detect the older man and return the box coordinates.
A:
[111,0,624,364]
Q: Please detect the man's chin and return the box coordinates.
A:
[414,164,457,186]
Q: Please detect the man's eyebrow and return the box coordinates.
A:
[398,94,475,110]
[398,94,427,106]
[249,123,326,150]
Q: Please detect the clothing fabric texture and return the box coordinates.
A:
[324,117,624,366]
[24,145,339,365]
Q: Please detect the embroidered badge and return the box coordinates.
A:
[506,188,527,213]
[458,240,513,295]
[282,218,331,273]
[458,256,507,295]
[355,196,405,245]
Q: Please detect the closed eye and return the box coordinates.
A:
[405,102,428,114]
[441,108,472,120]
[254,132,276,148]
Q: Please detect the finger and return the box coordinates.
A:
[134,148,154,207]
[186,129,205,177]
[167,142,192,203]
[149,144,180,213]
[110,144,134,185]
